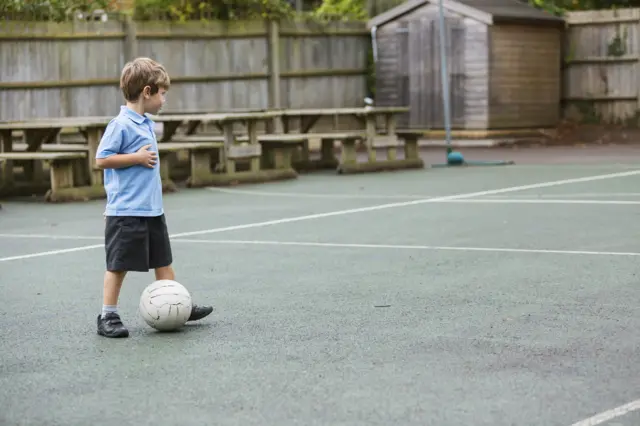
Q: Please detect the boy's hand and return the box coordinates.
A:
[136,144,157,168]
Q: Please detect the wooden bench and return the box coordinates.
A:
[165,134,263,174]
[157,142,223,189]
[254,134,308,170]
[58,132,87,143]
[170,132,365,172]
[395,130,423,162]
[0,152,87,201]
[161,135,296,186]
[11,143,89,152]
[336,130,425,174]
[262,132,365,172]
[310,132,365,171]
[169,134,299,170]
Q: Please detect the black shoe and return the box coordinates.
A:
[97,313,129,338]
[187,304,213,322]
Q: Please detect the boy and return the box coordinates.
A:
[95,57,213,338]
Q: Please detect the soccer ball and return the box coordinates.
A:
[139,280,192,331]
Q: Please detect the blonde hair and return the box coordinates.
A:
[120,57,170,102]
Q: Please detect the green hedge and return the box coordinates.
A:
[133,0,294,21]
[0,0,373,22]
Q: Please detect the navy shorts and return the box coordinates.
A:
[104,215,173,272]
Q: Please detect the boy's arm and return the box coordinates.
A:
[96,145,157,169]
[95,121,157,169]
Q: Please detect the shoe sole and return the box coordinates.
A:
[187,309,213,322]
[97,329,129,338]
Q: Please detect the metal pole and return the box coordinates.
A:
[437,0,452,155]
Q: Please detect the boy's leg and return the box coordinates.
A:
[98,270,129,338]
[155,265,175,281]
[149,215,213,322]
[103,270,126,310]
[97,216,151,338]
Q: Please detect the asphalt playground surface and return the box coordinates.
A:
[2,145,640,426]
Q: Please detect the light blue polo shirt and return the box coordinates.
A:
[96,106,163,217]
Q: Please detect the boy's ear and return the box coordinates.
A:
[142,85,151,98]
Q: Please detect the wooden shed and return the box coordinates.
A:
[368,0,565,130]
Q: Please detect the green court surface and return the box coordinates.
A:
[2,156,640,426]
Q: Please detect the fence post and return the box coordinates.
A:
[123,14,138,61]
[268,19,283,132]
[637,16,640,125]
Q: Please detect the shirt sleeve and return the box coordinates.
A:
[96,120,125,159]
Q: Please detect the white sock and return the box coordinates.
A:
[102,305,117,318]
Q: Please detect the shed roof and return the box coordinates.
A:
[367,0,565,28]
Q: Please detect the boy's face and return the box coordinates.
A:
[142,86,167,115]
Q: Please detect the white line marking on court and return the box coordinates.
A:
[207,187,430,199]
[531,192,640,198]
[0,198,636,245]
[443,198,640,205]
[492,192,640,199]
[0,244,105,263]
[2,169,640,262]
[0,233,102,240]
[172,238,640,257]
[569,398,640,426]
[0,199,635,246]
[208,187,640,202]
[174,169,640,238]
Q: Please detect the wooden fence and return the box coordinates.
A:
[563,9,640,124]
[0,17,370,122]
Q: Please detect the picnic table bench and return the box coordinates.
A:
[276,107,423,173]
[164,107,419,174]
[7,137,229,198]
[157,141,223,189]
[0,107,422,202]
[11,143,89,152]
[151,111,298,185]
[170,131,364,171]
[0,151,88,201]
[0,118,111,201]
[257,132,366,171]
[0,111,298,200]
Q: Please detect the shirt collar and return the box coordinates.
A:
[120,105,148,124]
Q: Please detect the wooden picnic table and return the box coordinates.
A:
[1,111,297,199]
[150,111,283,174]
[0,107,418,200]
[0,117,111,187]
[272,106,415,172]
[276,106,409,134]
[162,106,409,136]
[154,107,413,172]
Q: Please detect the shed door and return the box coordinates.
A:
[399,16,465,129]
